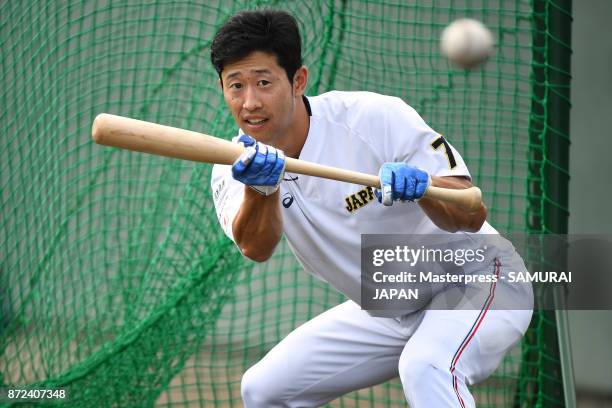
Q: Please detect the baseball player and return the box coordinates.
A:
[210,9,533,408]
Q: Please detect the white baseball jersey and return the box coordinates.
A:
[212,91,510,309]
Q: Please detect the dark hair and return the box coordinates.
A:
[210,9,302,83]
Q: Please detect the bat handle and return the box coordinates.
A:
[370,176,482,212]
[285,157,482,211]
[423,185,482,212]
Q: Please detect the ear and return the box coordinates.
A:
[292,66,309,97]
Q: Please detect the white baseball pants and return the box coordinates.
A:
[241,264,533,407]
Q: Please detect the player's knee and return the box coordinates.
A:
[241,365,286,408]
[398,354,444,392]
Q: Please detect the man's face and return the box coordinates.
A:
[221,51,297,147]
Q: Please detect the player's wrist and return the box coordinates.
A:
[244,184,280,198]
[248,184,280,196]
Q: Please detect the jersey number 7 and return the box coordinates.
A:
[431,136,457,169]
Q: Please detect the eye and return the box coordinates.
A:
[258,80,270,87]
[228,82,242,90]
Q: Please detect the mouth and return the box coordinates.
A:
[245,118,267,125]
[243,117,269,131]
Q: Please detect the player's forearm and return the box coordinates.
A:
[418,176,487,233]
[232,187,283,262]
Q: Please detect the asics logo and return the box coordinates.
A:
[282,193,294,208]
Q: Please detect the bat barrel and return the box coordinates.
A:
[92,113,243,165]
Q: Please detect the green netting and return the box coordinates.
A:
[1,1,571,407]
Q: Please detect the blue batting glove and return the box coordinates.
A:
[376,162,431,206]
[232,135,286,196]
[236,134,256,148]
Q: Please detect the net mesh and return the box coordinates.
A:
[0,0,570,407]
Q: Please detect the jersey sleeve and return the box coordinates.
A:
[379,97,471,179]
[211,163,245,242]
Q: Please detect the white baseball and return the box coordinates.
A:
[440,18,494,69]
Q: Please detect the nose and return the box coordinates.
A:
[243,86,262,111]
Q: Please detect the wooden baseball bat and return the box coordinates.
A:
[92,113,482,211]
